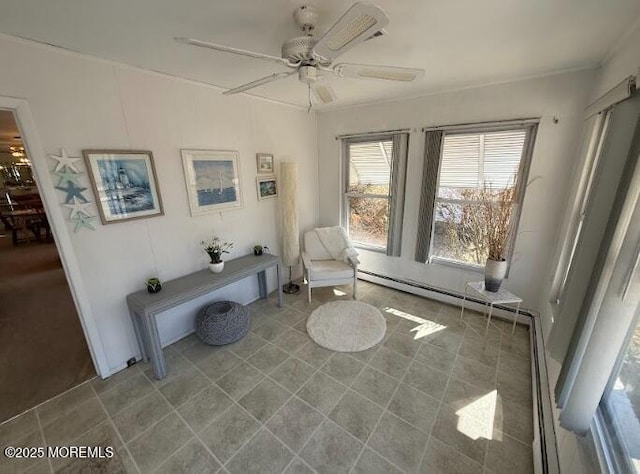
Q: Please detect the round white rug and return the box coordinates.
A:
[306,301,386,352]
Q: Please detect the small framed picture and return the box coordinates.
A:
[181,149,243,216]
[256,176,277,200]
[83,150,164,224]
[256,153,274,174]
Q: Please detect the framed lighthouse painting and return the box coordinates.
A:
[83,149,164,224]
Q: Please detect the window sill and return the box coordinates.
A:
[429,256,485,274]
[353,243,386,254]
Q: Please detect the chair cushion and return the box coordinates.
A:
[309,260,354,281]
[304,231,333,260]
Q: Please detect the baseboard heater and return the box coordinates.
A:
[357,268,561,474]
[357,269,535,320]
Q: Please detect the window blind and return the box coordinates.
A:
[348,140,393,187]
[343,134,408,257]
[440,130,526,189]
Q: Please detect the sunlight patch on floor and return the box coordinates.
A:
[383,306,446,340]
[333,288,347,296]
[455,390,501,441]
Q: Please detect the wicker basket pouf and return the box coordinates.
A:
[195,301,249,346]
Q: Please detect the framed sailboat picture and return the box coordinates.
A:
[181,149,243,216]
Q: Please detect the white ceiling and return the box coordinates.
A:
[0,0,638,109]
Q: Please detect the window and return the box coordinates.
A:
[550,112,610,304]
[415,121,537,269]
[601,315,640,473]
[342,133,408,255]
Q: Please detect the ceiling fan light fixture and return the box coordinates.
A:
[326,14,377,51]
[298,65,318,84]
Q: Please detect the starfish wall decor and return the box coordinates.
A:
[49,148,97,232]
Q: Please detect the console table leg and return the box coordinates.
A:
[130,310,148,362]
[142,313,167,380]
[257,270,267,299]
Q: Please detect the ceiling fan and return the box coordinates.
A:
[175,2,424,104]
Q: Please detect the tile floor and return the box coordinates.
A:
[0,280,534,473]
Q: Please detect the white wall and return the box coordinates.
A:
[590,21,640,101]
[317,70,594,317]
[537,22,640,474]
[0,36,318,375]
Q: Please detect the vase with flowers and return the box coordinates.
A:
[202,236,233,273]
[480,183,517,292]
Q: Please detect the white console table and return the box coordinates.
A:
[459,281,522,336]
[126,253,283,380]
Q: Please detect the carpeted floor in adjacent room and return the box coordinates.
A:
[0,232,94,422]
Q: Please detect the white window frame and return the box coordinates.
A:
[341,132,409,256]
[597,310,640,474]
[423,121,538,272]
[550,112,611,305]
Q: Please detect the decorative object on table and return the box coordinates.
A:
[256,176,277,200]
[49,148,97,232]
[146,277,162,294]
[481,183,517,291]
[181,149,243,216]
[196,301,249,345]
[83,150,163,224]
[202,235,233,273]
[307,301,386,352]
[280,162,300,294]
[253,244,270,255]
[256,153,274,174]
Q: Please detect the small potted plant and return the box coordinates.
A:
[146,277,162,294]
[202,236,233,273]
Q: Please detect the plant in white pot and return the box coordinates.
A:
[481,184,517,292]
[202,236,233,273]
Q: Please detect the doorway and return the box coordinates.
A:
[0,110,94,422]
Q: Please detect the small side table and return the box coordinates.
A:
[459,281,522,336]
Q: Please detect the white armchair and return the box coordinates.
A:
[302,229,358,303]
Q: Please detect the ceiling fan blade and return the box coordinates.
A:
[223,71,296,95]
[175,37,297,68]
[311,80,337,104]
[333,63,424,82]
[312,2,389,62]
